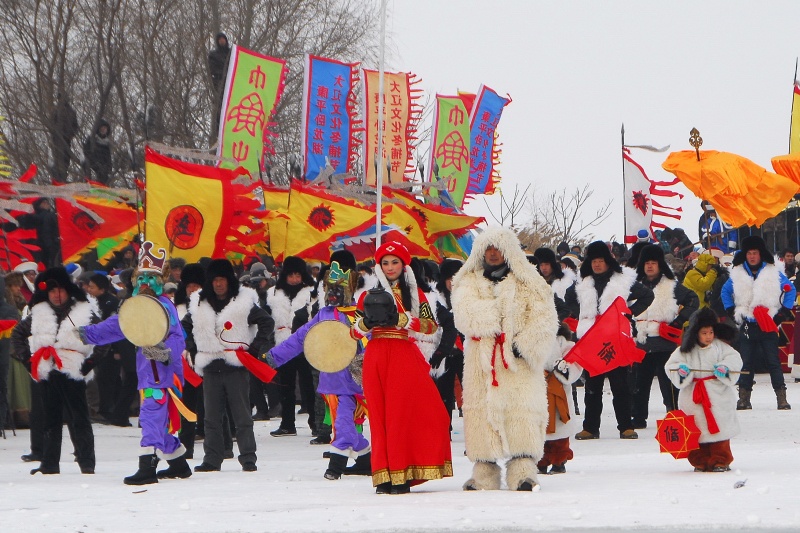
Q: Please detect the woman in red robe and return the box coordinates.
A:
[351,241,453,494]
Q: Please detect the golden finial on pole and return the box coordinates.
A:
[689,127,703,161]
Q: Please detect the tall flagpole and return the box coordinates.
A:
[374,0,388,246]
[791,58,798,154]
[621,123,627,241]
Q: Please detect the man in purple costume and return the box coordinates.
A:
[264,250,371,480]
[80,242,190,485]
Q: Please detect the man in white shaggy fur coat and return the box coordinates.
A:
[451,227,559,491]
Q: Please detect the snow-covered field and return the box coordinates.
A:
[2,379,799,533]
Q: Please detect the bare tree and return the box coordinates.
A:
[482,183,531,229]
[0,0,380,187]
[517,185,612,251]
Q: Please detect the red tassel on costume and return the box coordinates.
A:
[235,349,277,383]
[182,358,203,387]
[693,376,720,434]
[753,306,778,333]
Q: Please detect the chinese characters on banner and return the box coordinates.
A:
[361,69,421,185]
[216,45,288,178]
[301,55,360,181]
[428,94,474,209]
[465,85,510,202]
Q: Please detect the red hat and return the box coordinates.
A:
[375,241,411,266]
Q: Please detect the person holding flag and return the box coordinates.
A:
[574,241,654,441]
[182,258,274,473]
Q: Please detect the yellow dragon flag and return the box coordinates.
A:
[284,180,376,259]
[385,188,485,238]
[145,147,264,261]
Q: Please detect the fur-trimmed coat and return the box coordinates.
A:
[721,263,793,325]
[575,267,654,339]
[451,227,558,462]
[266,285,313,345]
[635,275,698,351]
[665,340,742,443]
[544,336,582,441]
[12,300,96,381]
[183,287,274,375]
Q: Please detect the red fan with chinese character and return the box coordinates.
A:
[655,409,701,459]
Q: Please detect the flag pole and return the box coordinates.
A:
[791,57,797,155]
[374,0,388,247]
[621,123,627,241]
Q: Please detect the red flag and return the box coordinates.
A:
[563,297,645,376]
[655,409,701,459]
[56,197,138,263]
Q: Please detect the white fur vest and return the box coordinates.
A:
[729,263,783,324]
[576,267,637,339]
[28,301,95,381]
[551,270,576,300]
[189,287,259,375]
[634,277,679,343]
[413,289,444,374]
[267,285,312,345]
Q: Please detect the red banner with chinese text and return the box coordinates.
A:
[361,70,422,185]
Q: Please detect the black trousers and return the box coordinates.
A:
[41,372,95,470]
[582,366,634,433]
[631,350,679,424]
[311,368,331,437]
[736,323,785,391]
[276,355,315,430]
[202,368,255,467]
[435,352,464,429]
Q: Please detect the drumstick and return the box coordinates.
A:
[669,368,750,374]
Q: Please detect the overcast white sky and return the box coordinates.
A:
[387,0,800,244]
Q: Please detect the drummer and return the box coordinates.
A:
[78,241,190,485]
[263,250,370,481]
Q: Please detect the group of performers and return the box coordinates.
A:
[9,225,762,491]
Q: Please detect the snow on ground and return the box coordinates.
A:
[2,379,800,533]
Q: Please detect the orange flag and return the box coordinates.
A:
[381,202,437,259]
[662,150,800,227]
[56,197,138,263]
[285,180,376,260]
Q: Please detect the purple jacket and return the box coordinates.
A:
[271,306,362,396]
[82,295,185,389]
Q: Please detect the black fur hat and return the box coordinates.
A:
[277,256,314,289]
[733,235,773,267]
[579,241,622,278]
[533,247,563,279]
[625,241,650,270]
[636,244,674,280]
[180,263,206,287]
[680,307,738,353]
[29,266,88,307]
[437,259,463,294]
[201,258,239,300]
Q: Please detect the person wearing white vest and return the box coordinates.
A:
[11,266,99,475]
[721,235,795,411]
[182,259,274,472]
[631,244,698,429]
[574,241,654,441]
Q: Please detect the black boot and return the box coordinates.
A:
[324,453,349,480]
[157,455,193,479]
[343,452,371,476]
[124,454,159,485]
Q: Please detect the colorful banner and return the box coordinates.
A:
[56,197,138,263]
[285,180,376,260]
[385,188,484,238]
[216,45,288,178]
[622,148,683,243]
[301,55,360,181]
[465,85,510,202]
[362,70,421,185]
[428,94,474,208]
[146,147,264,261]
[792,80,800,154]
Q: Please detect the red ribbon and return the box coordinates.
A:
[30,346,62,382]
[753,306,778,333]
[692,376,720,434]
[233,349,277,383]
[472,333,508,387]
[182,357,203,387]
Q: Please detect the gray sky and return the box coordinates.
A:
[388,0,800,245]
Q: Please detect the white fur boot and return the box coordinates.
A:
[463,461,501,491]
[506,456,539,491]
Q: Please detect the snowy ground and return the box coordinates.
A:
[2,379,800,533]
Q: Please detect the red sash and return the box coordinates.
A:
[30,346,62,381]
[233,349,277,383]
[471,333,508,387]
[692,376,720,434]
